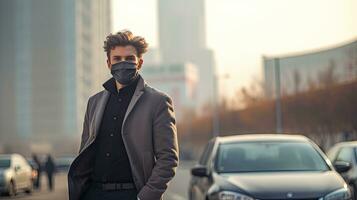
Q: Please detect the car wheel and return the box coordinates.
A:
[189,190,193,200]
[189,188,199,200]
[25,179,33,194]
[351,183,357,200]
[6,180,16,197]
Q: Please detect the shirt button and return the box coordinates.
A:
[110,133,114,137]
[118,98,122,102]
[106,153,110,157]
[113,116,117,120]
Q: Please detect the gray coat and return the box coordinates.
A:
[67,75,179,200]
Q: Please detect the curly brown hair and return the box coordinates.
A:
[103,30,149,58]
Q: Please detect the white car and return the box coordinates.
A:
[0,154,33,196]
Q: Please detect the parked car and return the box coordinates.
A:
[0,154,33,196]
[327,141,357,199]
[189,134,352,200]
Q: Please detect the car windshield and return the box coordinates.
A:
[215,141,330,173]
[0,159,11,168]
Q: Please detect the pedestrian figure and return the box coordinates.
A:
[32,153,42,189]
[45,154,56,191]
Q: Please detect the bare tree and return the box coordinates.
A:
[318,59,337,88]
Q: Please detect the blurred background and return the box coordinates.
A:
[0,0,356,199]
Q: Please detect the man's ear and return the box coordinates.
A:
[137,58,143,70]
[107,59,111,69]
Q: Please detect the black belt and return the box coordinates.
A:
[92,182,136,191]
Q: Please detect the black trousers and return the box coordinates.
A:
[81,183,138,200]
[47,173,54,191]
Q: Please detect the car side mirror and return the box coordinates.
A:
[14,165,21,172]
[334,161,351,173]
[191,165,209,177]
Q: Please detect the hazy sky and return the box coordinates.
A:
[111,0,357,99]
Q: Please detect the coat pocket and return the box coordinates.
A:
[142,151,154,183]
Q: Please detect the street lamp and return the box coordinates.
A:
[274,58,283,133]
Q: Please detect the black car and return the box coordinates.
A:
[327,141,357,199]
[189,134,352,200]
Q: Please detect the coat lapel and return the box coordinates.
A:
[92,90,110,138]
[122,76,146,134]
[91,75,146,138]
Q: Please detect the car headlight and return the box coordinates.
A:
[323,187,352,200]
[219,191,254,200]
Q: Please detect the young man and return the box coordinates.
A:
[68,30,179,200]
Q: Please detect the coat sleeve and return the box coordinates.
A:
[137,95,179,200]
[78,97,92,153]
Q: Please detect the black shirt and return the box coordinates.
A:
[91,76,139,183]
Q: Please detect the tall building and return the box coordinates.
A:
[263,39,357,98]
[75,0,112,132]
[157,0,216,109]
[0,0,111,147]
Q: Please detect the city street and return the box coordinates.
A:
[0,0,356,200]
[0,161,195,200]
[0,172,67,200]
[164,161,195,200]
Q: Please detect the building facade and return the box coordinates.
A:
[156,0,216,109]
[141,63,198,119]
[0,0,111,148]
[263,39,357,98]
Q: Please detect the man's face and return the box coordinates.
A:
[107,45,143,70]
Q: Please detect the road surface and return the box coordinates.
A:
[0,161,195,200]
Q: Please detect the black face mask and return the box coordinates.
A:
[110,61,139,85]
